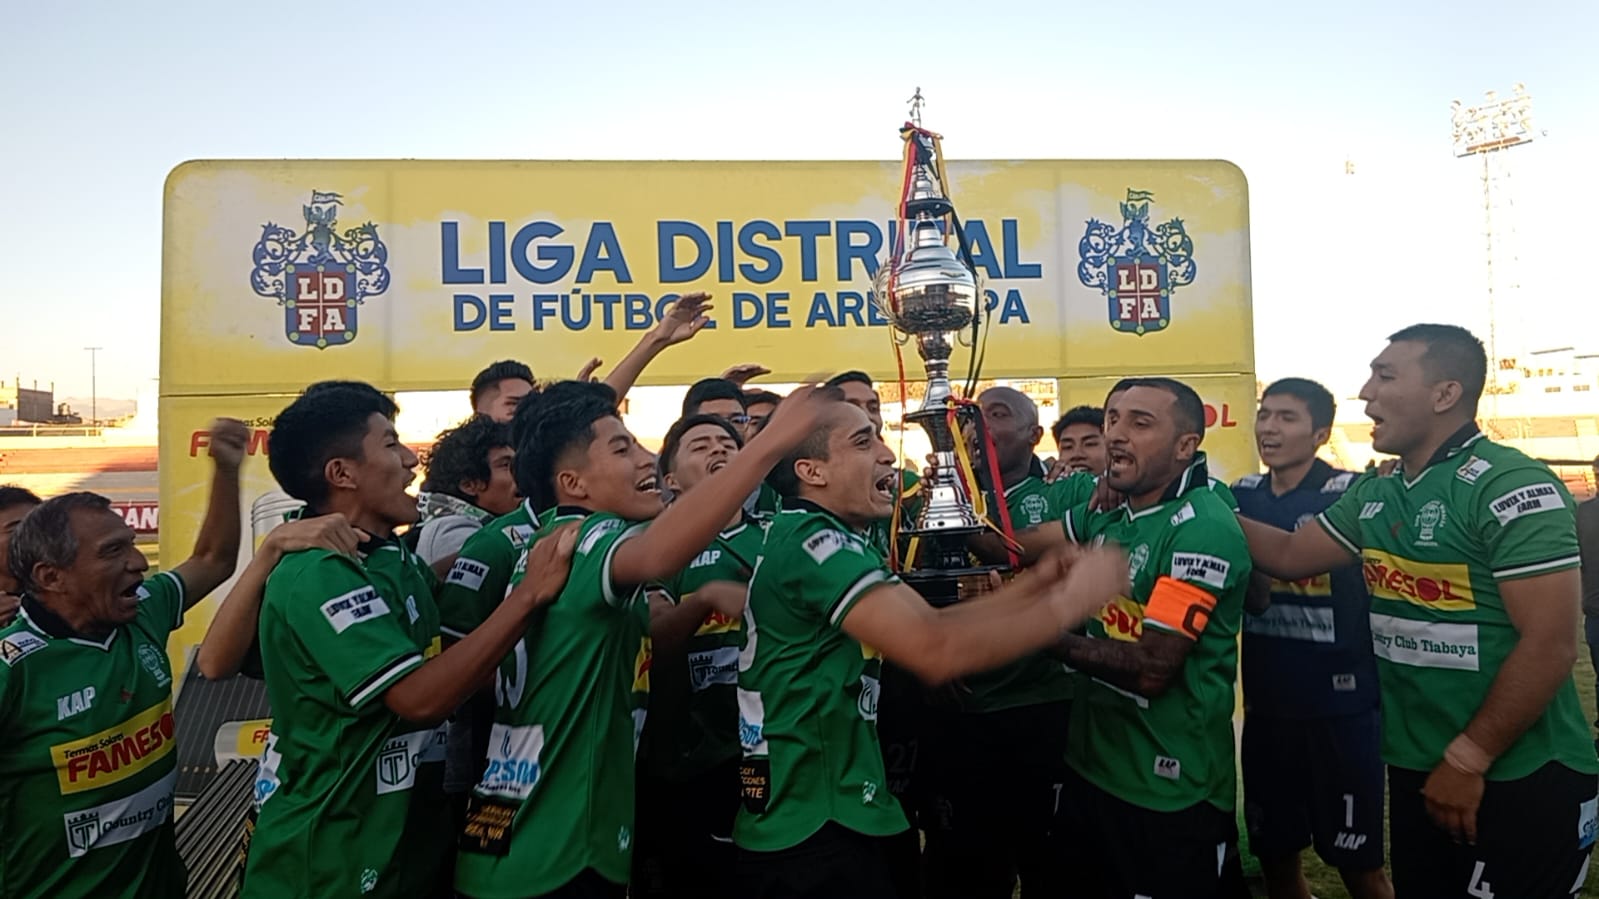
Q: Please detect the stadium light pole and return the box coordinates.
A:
[84,346,101,427]
[1450,84,1536,400]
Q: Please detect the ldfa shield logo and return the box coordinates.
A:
[1077,189,1196,336]
[249,191,391,349]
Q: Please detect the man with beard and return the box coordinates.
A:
[1051,378,1252,899]
[1239,324,1599,898]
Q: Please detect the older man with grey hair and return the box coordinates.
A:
[0,420,247,898]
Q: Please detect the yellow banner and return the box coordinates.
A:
[162,160,1252,394]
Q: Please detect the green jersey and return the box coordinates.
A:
[438,500,543,638]
[244,539,450,899]
[648,515,765,782]
[0,574,186,899]
[1317,427,1599,779]
[960,474,1079,713]
[734,499,910,852]
[1063,459,1251,813]
[753,482,784,519]
[455,510,652,898]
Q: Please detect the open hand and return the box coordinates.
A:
[652,292,713,347]
[511,522,581,611]
[574,357,603,382]
[1047,544,1128,628]
[753,380,839,451]
[721,363,771,387]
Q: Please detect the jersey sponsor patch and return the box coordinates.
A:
[694,608,741,636]
[1488,482,1565,526]
[51,700,176,795]
[1097,596,1145,642]
[802,529,850,564]
[689,548,723,569]
[1456,457,1493,484]
[57,686,97,721]
[1370,613,1479,671]
[478,723,546,801]
[688,646,739,692]
[1234,473,1265,489]
[1169,503,1195,528]
[0,630,47,666]
[1153,755,1182,781]
[1243,603,1336,643]
[374,724,448,796]
[501,523,535,549]
[1362,551,1474,611]
[62,768,177,859]
[1170,552,1230,589]
[1579,796,1598,850]
[319,586,391,634]
[1332,673,1358,692]
[446,557,490,591]
[253,731,282,810]
[633,637,652,694]
[857,673,881,722]
[737,688,769,754]
[1322,472,1356,493]
[1359,502,1384,520]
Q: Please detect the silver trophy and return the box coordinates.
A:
[872,126,985,545]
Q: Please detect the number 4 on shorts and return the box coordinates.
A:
[1467,861,1495,899]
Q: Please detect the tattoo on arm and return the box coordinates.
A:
[1053,629,1193,698]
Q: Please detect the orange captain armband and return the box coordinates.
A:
[1144,576,1219,641]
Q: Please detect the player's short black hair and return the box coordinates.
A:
[0,485,43,513]
[420,415,513,502]
[659,414,743,477]
[269,382,399,508]
[1051,406,1104,444]
[513,380,620,511]
[743,390,782,409]
[470,360,536,406]
[1262,377,1337,430]
[767,386,848,498]
[1387,324,1488,413]
[825,371,874,390]
[1113,377,1207,443]
[682,379,747,417]
[8,492,112,594]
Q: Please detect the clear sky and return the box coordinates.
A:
[3,0,1595,405]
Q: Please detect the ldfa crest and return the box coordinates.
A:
[1077,189,1196,336]
[249,191,390,349]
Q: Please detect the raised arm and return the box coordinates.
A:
[599,292,712,403]
[649,582,746,656]
[839,547,1127,685]
[172,419,247,605]
[610,386,830,589]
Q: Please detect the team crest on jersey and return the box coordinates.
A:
[1077,188,1196,336]
[249,190,390,350]
[1019,493,1049,526]
[1414,500,1448,546]
[1127,544,1151,579]
[137,644,171,688]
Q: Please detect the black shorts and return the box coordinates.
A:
[631,760,739,899]
[1058,765,1241,899]
[1242,710,1385,871]
[736,822,901,899]
[1389,762,1598,899]
[922,700,1070,899]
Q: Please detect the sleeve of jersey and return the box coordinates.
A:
[280,556,426,711]
[134,571,188,635]
[791,524,898,629]
[436,529,514,639]
[1476,468,1582,581]
[586,516,648,609]
[1146,526,1248,641]
[1315,479,1368,558]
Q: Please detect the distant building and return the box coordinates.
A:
[0,378,56,424]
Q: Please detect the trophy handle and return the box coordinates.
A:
[889,325,912,347]
[954,281,986,348]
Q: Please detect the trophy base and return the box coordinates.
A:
[902,563,1011,608]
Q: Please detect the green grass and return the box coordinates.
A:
[1283,649,1599,899]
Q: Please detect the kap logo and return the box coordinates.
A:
[249,190,391,349]
[1077,189,1196,336]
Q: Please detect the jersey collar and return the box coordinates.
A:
[18,593,118,650]
[1396,423,1485,487]
[782,497,856,533]
[1269,458,1335,498]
